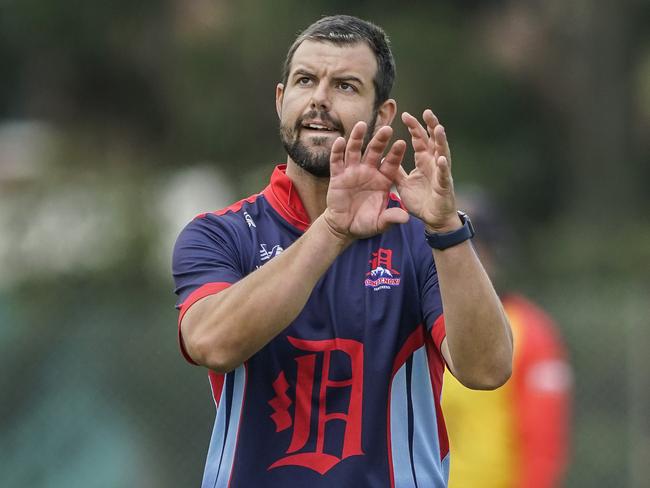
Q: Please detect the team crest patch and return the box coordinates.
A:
[365,248,401,291]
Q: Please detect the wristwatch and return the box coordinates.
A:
[424,211,475,250]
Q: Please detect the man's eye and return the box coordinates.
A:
[338,82,356,92]
[297,77,312,86]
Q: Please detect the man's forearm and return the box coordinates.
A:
[434,241,513,389]
[181,215,351,372]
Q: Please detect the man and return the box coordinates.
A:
[173,15,512,488]
[442,191,572,488]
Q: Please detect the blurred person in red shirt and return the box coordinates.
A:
[442,189,572,488]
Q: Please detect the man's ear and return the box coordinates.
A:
[276,83,284,120]
[375,98,397,129]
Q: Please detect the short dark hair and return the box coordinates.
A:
[282,15,396,109]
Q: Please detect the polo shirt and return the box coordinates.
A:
[173,164,450,488]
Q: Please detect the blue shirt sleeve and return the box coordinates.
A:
[172,215,245,308]
[420,250,444,332]
[406,216,444,333]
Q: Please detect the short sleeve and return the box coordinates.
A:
[420,249,446,350]
[172,215,246,363]
[173,216,245,306]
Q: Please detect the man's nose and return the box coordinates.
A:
[310,82,331,111]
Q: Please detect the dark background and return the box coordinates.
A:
[1,0,648,486]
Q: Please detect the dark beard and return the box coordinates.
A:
[280,109,378,178]
[281,134,332,177]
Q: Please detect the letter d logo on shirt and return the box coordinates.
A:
[268,337,365,475]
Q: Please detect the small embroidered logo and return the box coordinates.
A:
[260,243,284,261]
[244,211,256,228]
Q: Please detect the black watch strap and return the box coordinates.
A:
[424,211,475,250]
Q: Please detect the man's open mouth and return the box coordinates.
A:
[301,122,339,133]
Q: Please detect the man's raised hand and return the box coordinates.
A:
[324,121,409,240]
[396,110,460,233]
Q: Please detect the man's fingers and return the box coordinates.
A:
[396,164,409,185]
[435,155,453,190]
[422,109,439,152]
[401,111,429,153]
[423,108,452,167]
[329,136,347,177]
[433,124,451,167]
[362,125,393,167]
[345,121,366,167]
[422,109,440,137]
[378,207,410,231]
[379,139,407,181]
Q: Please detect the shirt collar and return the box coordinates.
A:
[262,165,311,232]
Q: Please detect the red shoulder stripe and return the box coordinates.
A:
[195,194,260,220]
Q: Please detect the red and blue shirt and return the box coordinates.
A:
[173,165,450,488]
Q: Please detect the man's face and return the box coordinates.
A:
[276,40,381,177]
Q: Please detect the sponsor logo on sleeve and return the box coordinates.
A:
[244,211,256,228]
